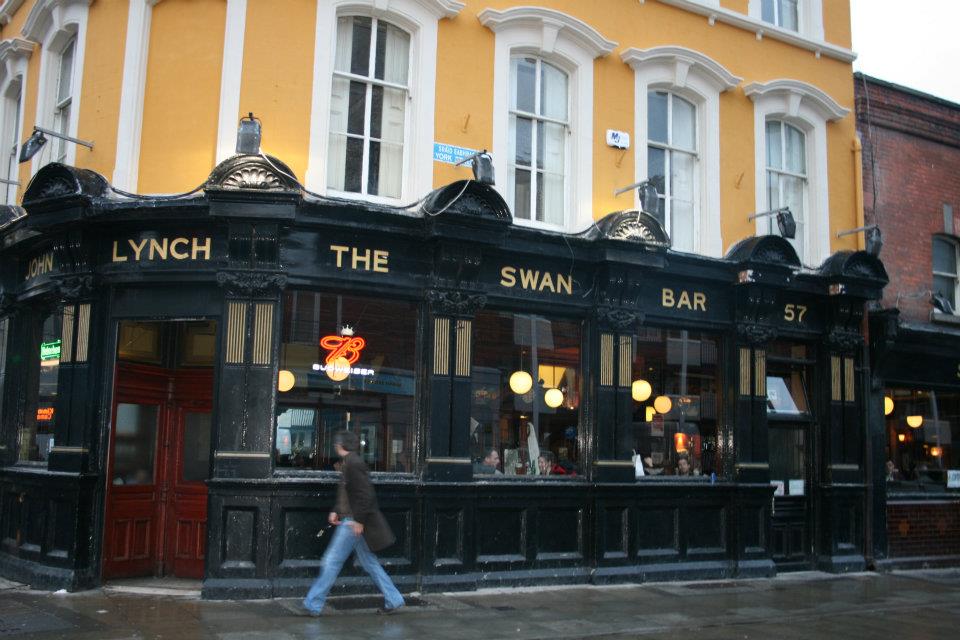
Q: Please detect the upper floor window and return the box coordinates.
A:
[765,119,807,258]
[648,91,697,251]
[53,37,75,164]
[762,0,798,30]
[327,16,409,199]
[509,57,568,226]
[933,236,959,313]
[1,79,22,204]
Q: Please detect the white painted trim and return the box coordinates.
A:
[215,0,247,163]
[113,0,159,191]
[482,7,615,232]
[749,79,838,266]
[0,38,31,203]
[623,46,740,257]
[0,0,26,26]
[305,0,462,203]
[23,0,91,173]
[658,0,852,62]
[747,0,823,41]
[743,78,848,122]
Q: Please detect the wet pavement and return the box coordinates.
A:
[1,569,959,639]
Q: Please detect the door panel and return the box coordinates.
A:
[165,405,211,578]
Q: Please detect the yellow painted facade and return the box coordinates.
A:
[0,0,862,257]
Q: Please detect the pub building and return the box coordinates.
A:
[0,153,887,597]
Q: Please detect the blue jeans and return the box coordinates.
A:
[303,519,404,614]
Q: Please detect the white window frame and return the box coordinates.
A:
[480,6,616,232]
[745,79,848,267]
[647,91,698,251]
[22,0,91,173]
[0,37,32,204]
[748,0,823,40]
[622,47,740,257]
[933,235,960,314]
[764,118,808,258]
[305,0,463,206]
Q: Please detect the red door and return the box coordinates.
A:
[103,363,213,580]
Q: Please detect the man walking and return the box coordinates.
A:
[302,430,404,615]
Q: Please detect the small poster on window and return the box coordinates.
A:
[948,470,960,489]
[788,479,805,496]
[772,480,785,496]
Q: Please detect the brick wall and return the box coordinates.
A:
[887,501,960,558]
[855,74,960,323]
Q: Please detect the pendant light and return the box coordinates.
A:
[544,388,564,408]
[632,379,652,402]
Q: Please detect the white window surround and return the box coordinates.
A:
[480,6,616,232]
[215,0,247,164]
[0,1,27,27]
[748,0,822,40]
[621,47,740,257]
[305,0,464,205]
[22,0,91,173]
[655,0,848,63]
[0,38,31,203]
[744,78,848,267]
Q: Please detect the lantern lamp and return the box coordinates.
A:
[277,369,295,392]
[632,379,652,402]
[930,446,943,457]
[654,395,672,414]
[897,433,906,443]
[509,370,533,395]
[544,388,564,408]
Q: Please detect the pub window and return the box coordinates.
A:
[884,388,959,490]
[327,15,410,200]
[630,328,720,478]
[470,311,581,477]
[509,56,569,227]
[932,236,959,313]
[766,341,815,497]
[765,119,808,259]
[275,291,416,473]
[647,91,697,252]
[19,309,63,462]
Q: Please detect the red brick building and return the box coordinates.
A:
[858,73,960,568]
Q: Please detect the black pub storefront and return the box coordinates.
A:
[0,156,887,597]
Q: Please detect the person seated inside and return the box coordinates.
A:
[674,454,694,477]
[474,448,503,475]
[885,459,903,482]
[537,451,567,476]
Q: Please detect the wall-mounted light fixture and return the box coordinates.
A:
[455,150,495,185]
[19,126,94,163]
[613,178,659,214]
[836,223,882,257]
[236,112,261,155]
[747,206,796,239]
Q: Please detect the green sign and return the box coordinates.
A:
[40,340,61,361]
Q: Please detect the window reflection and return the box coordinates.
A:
[629,329,720,478]
[885,388,959,488]
[766,341,813,497]
[275,291,416,473]
[20,309,63,462]
[471,312,581,477]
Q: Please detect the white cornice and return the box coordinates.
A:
[0,0,26,26]
[655,0,856,63]
[363,0,464,20]
[621,46,741,92]
[0,37,32,61]
[743,79,849,122]
[22,0,92,44]
[478,6,617,58]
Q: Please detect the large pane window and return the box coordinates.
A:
[766,341,814,497]
[471,312,581,477]
[630,329,721,477]
[327,16,409,199]
[647,91,697,251]
[2,80,22,204]
[275,291,416,473]
[885,388,960,489]
[509,57,568,227]
[933,236,959,313]
[761,0,799,31]
[766,119,807,258]
[20,309,63,462]
[53,38,75,164]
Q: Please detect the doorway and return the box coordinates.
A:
[102,320,216,580]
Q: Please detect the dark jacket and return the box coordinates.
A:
[334,452,395,552]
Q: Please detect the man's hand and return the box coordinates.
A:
[328,511,340,525]
[350,521,364,536]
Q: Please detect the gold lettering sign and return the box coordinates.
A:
[112,236,212,262]
[783,303,808,323]
[661,288,707,312]
[330,245,389,273]
[499,266,572,295]
[24,252,55,281]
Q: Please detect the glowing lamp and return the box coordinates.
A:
[631,379,652,402]
[544,388,564,408]
[906,415,923,429]
[654,395,672,414]
[930,446,943,457]
[326,357,351,382]
[509,370,533,394]
[645,406,656,422]
[674,433,688,453]
[884,396,894,416]
[897,433,906,442]
[278,370,295,392]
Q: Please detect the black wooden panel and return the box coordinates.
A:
[222,508,256,567]
[686,505,726,554]
[601,505,629,559]
[280,508,325,562]
[741,505,766,554]
[636,508,678,555]
[433,507,464,566]
[216,368,248,454]
[536,507,582,557]
[477,508,525,560]
[380,508,413,562]
[24,495,44,550]
[48,498,72,558]
[244,368,276,456]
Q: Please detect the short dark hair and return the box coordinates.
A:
[334,430,360,453]
[539,451,556,464]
